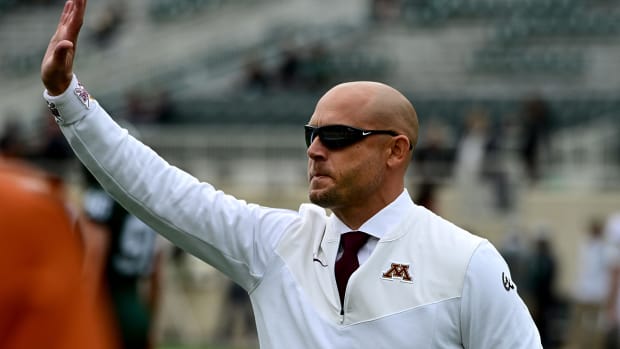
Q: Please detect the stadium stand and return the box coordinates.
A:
[401,0,620,77]
[1,1,620,346]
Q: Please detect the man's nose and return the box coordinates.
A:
[307,136,327,159]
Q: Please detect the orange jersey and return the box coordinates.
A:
[0,158,118,349]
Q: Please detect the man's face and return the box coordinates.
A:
[306,94,389,211]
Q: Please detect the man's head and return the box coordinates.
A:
[306,81,418,227]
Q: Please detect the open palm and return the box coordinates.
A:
[41,0,86,96]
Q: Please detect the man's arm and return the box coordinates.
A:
[460,242,543,348]
[40,0,301,289]
[42,0,86,96]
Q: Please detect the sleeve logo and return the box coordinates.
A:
[502,272,515,291]
[47,101,60,116]
[74,81,92,109]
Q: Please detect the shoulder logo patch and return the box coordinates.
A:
[381,263,413,283]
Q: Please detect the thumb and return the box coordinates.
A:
[53,40,75,66]
[43,40,75,95]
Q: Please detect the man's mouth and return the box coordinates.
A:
[309,172,331,184]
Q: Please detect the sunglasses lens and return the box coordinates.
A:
[320,126,356,149]
[305,125,362,149]
[304,126,315,147]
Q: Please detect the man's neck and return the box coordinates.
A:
[332,189,405,230]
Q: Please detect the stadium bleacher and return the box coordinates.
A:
[401,0,620,78]
[1,2,620,348]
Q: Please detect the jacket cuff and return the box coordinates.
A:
[43,75,97,125]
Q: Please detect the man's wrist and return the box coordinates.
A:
[43,75,97,125]
[44,75,76,100]
[46,83,71,97]
[42,71,74,96]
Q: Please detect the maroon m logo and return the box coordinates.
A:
[381,263,412,283]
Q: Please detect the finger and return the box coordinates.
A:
[46,1,75,56]
[56,0,85,46]
[68,0,87,37]
[46,1,71,53]
[58,1,74,29]
[71,0,87,49]
[74,0,87,19]
[42,40,75,95]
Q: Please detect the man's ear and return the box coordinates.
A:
[386,135,411,168]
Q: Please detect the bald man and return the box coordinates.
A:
[41,1,541,347]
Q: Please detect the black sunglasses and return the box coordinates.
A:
[305,124,409,150]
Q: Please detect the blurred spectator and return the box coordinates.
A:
[243,55,271,95]
[498,225,530,292]
[125,90,154,124]
[526,228,558,348]
[122,89,177,124]
[413,119,454,183]
[410,120,454,214]
[301,43,330,90]
[277,47,302,89]
[482,118,516,214]
[412,180,438,213]
[80,166,163,349]
[216,281,256,348]
[240,42,337,95]
[0,118,25,157]
[24,109,77,177]
[519,96,552,185]
[0,155,117,349]
[38,108,73,159]
[453,107,490,220]
[153,90,177,124]
[568,217,608,349]
[3,111,75,179]
[90,2,125,49]
[371,0,401,22]
[604,213,620,348]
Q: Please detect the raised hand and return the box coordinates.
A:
[41,0,87,96]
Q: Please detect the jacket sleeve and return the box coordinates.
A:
[44,75,301,290]
[460,241,543,348]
